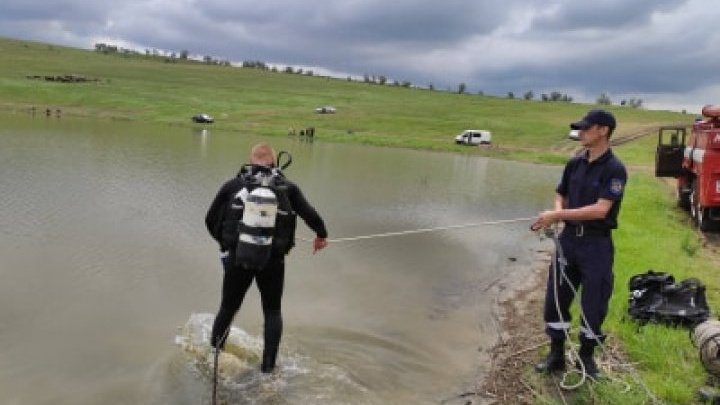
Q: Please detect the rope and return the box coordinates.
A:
[298,217,536,243]
[212,326,232,405]
[693,320,720,377]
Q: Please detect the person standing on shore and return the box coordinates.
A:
[205,143,328,373]
[530,110,627,379]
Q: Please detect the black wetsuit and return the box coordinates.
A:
[205,164,327,371]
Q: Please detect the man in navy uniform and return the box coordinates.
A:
[531,110,627,379]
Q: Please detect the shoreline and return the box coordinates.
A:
[480,243,553,404]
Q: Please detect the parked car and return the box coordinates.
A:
[455,130,492,145]
[315,106,336,114]
[192,113,214,123]
[568,129,580,140]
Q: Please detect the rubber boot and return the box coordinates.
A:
[576,342,600,380]
[260,310,282,373]
[535,338,566,373]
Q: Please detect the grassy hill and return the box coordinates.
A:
[0,36,692,164]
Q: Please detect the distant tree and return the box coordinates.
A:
[620,99,627,106]
[507,91,515,99]
[378,75,387,85]
[458,83,466,94]
[523,91,534,100]
[477,90,484,96]
[597,92,612,105]
[180,50,189,60]
[284,66,294,74]
[363,74,371,83]
[393,80,400,86]
[95,43,119,55]
[541,93,549,101]
[203,55,213,64]
[401,81,412,88]
[428,84,435,91]
[295,68,303,75]
[347,76,352,81]
[628,98,643,109]
[304,70,314,76]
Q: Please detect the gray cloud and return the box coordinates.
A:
[0,0,717,111]
[530,0,688,31]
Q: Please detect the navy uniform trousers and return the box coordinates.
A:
[543,230,614,346]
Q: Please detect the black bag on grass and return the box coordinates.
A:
[628,270,710,327]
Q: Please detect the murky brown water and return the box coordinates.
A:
[0,113,558,404]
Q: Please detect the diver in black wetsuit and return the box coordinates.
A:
[205,143,328,373]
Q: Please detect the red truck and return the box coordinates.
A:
[656,105,720,231]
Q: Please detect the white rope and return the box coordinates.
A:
[298,217,536,243]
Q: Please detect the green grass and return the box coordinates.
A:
[1,36,717,403]
[0,36,693,163]
[607,171,713,404]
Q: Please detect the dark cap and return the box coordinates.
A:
[570,109,616,131]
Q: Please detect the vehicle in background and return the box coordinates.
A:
[568,129,580,140]
[655,105,720,231]
[315,106,336,114]
[191,113,214,123]
[454,129,492,145]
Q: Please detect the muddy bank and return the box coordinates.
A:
[480,243,553,404]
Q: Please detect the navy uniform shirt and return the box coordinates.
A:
[556,149,627,231]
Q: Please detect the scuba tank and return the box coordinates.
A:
[235,175,278,270]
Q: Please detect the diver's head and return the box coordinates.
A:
[250,143,277,167]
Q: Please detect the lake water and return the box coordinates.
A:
[0,114,558,404]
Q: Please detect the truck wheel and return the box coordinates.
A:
[690,181,715,231]
[697,207,717,232]
[677,185,690,210]
[690,181,699,222]
[697,207,716,232]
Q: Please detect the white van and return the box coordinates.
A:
[455,130,492,145]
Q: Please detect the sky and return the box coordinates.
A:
[1,0,718,112]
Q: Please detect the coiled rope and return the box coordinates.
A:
[298,216,536,243]
[693,319,720,377]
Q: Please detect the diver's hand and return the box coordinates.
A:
[313,237,328,254]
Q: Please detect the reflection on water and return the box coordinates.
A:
[0,113,558,404]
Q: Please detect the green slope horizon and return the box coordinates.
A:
[0,35,694,163]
